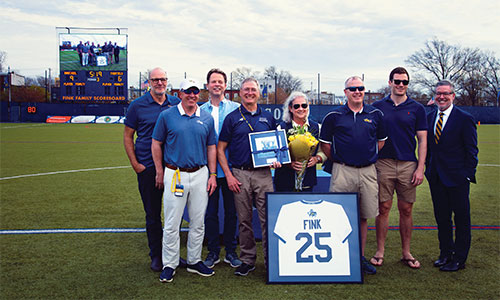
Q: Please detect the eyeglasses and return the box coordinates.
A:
[292,103,308,109]
[345,86,365,92]
[150,78,167,83]
[436,92,453,96]
[182,88,200,95]
[393,79,409,86]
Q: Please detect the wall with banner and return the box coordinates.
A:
[1,102,499,124]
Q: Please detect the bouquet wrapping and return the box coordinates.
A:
[287,125,319,191]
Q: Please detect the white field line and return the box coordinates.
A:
[0,166,131,181]
[1,164,498,181]
[1,123,55,129]
[0,228,189,235]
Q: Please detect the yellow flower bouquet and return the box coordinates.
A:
[287,125,319,191]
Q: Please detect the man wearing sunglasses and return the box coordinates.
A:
[319,76,387,275]
[152,78,218,282]
[124,67,181,273]
[370,67,427,269]
[200,69,242,270]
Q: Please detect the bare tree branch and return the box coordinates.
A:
[406,38,499,106]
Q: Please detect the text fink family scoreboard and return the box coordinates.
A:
[60,70,127,101]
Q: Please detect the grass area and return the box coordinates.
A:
[60,50,127,71]
[0,123,499,299]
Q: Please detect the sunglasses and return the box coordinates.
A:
[292,103,308,109]
[150,78,167,83]
[436,92,453,96]
[393,79,409,85]
[183,88,200,95]
[345,86,365,92]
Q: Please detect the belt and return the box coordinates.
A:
[165,163,203,173]
[335,161,373,169]
[232,165,257,171]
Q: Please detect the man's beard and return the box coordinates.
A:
[152,89,166,96]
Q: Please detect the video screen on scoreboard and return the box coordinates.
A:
[59,33,127,71]
[59,33,128,102]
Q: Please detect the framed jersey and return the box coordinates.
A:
[266,192,362,284]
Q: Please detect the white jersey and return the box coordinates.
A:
[273,199,352,276]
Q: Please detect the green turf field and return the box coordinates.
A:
[60,50,127,71]
[0,123,499,299]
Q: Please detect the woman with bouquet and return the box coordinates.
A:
[274,92,327,192]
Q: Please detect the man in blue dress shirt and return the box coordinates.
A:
[200,69,242,269]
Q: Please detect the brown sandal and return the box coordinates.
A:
[370,256,384,266]
[401,258,421,269]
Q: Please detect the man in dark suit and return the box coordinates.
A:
[425,80,478,272]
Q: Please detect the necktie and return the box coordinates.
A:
[435,112,444,144]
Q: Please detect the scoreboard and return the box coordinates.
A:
[58,30,128,102]
[60,70,127,101]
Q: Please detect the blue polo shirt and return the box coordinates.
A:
[319,103,387,166]
[124,92,180,167]
[152,103,216,168]
[372,95,427,161]
[200,99,240,177]
[219,105,276,168]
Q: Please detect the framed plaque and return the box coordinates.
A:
[249,129,291,168]
[267,192,363,284]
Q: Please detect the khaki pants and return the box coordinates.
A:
[376,159,417,203]
[232,168,273,265]
[330,163,379,219]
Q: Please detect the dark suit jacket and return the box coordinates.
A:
[425,106,478,187]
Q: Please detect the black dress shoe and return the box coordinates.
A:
[440,261,465,272]
[150,256,163,272]
[434,256,452,267]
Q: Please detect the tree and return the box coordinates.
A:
[406,38,499,106]
[375,84,429,105]
[229,66,303,104]
[406,38,480,90]
[263,66,303,95]
[481,52,500,106]
[230,67,260,90]
[0,85,47,102]
[25,76,47,87]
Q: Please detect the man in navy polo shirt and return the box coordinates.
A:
[370,67,427,269]
[124,67,180,272]
[319,75,387,275]
[218,77,281,276]
[152,78,217,283]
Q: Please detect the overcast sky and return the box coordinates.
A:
[1,0,499,95]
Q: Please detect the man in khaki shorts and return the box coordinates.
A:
[370,67,427,269]
[319,76,387,275]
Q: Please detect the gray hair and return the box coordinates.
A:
[148,67,167,80]
[282,91,310,123]
[241,77,260,92]
[436,80,455,93]
[344,75,363,88]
